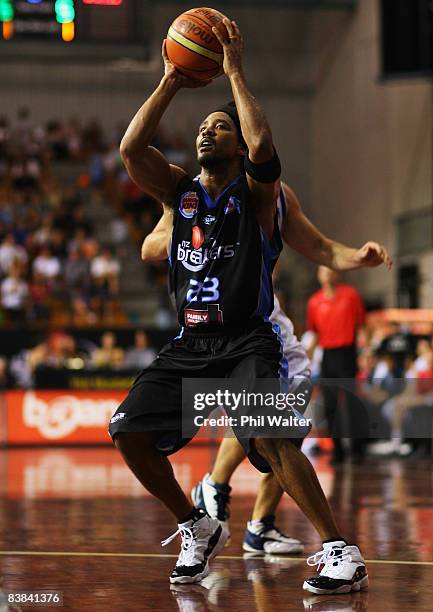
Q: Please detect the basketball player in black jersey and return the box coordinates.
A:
[141,183,392,593]
[110,19,375,593]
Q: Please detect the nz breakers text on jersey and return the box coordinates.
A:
[170,174,282,329]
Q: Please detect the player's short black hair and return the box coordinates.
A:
[214,101,247,150]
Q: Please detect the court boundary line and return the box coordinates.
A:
[1,551,433,566]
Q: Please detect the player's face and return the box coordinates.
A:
[196,112,243,168]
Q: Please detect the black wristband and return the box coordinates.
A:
[244,147,281,183]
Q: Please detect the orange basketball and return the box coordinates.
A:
[166,7,229,81]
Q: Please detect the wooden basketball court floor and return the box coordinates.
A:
[1,445,433,611]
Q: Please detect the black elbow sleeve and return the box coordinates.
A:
[244,147,281,183]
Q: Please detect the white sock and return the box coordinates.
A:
[248,519,264,534]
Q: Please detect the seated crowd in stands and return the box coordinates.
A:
[7,329,156,389]
[1,323,431,460]
[302,324,433,459]
[0,107,191,327]
[1,109,432,459]
[356,330,433,458]
[1,323,432,459]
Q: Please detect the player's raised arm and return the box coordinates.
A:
[213,19,281,234]
[280,183,392,271]
[120,41,208,205]
[141,205,174,262]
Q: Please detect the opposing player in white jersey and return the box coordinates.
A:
[190,188,312,555]
[142,181,391,593]
[189,292,312,556]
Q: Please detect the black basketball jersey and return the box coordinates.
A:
[169,173,282,330]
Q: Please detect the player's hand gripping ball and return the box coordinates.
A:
[166,7,229,81]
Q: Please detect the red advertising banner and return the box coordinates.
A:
[0,393,7,445]
[4,390,127,445]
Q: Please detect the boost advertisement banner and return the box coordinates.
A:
[3,390,127,444]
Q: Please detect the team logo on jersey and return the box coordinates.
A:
[203,214,216,225]
[224,196,241,215]
[192,226,204,250]
[177,239,238,272]
[179,192,199,219]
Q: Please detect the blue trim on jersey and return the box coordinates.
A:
[174,327,184,341]
[168,237,173,267]
[255,229,279,320]
[197,175,243,209]
[272,322,289,393]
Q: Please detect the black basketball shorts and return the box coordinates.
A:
[109,321,309,472]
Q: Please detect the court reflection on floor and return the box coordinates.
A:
[1,447,433,611]
[1,447,433,562]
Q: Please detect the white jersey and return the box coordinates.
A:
[270,296,311,379]
[269,188,311,379]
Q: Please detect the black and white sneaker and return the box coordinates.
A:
[243,515,304,554]
[303,541,369,595]
[191,473,231,541]
[162,509,228,584]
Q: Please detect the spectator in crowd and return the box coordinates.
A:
[10,342,48,388]
[370,341,433,457]
[102,141,121,175]
[0,111,200,328]
[1,260,29,322]
[90,247,120,291]
[32,332,87,387]
[64,116,83,160]
[377,322,412,378]
[90,247,121,320]
[68,228,88,256]
[109,218,129,246]
[49,228,68,260]
[411,338,433,376]
[124,330,156,370]
[44,332,81,368]
[9,333,86,388]
[307,266,366,463]
[10,151,40,192]
[64,249,90,294]
[357,347,378,382]
[0,234,28,276]
[91,331,124,369]
[32,246,61,284]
